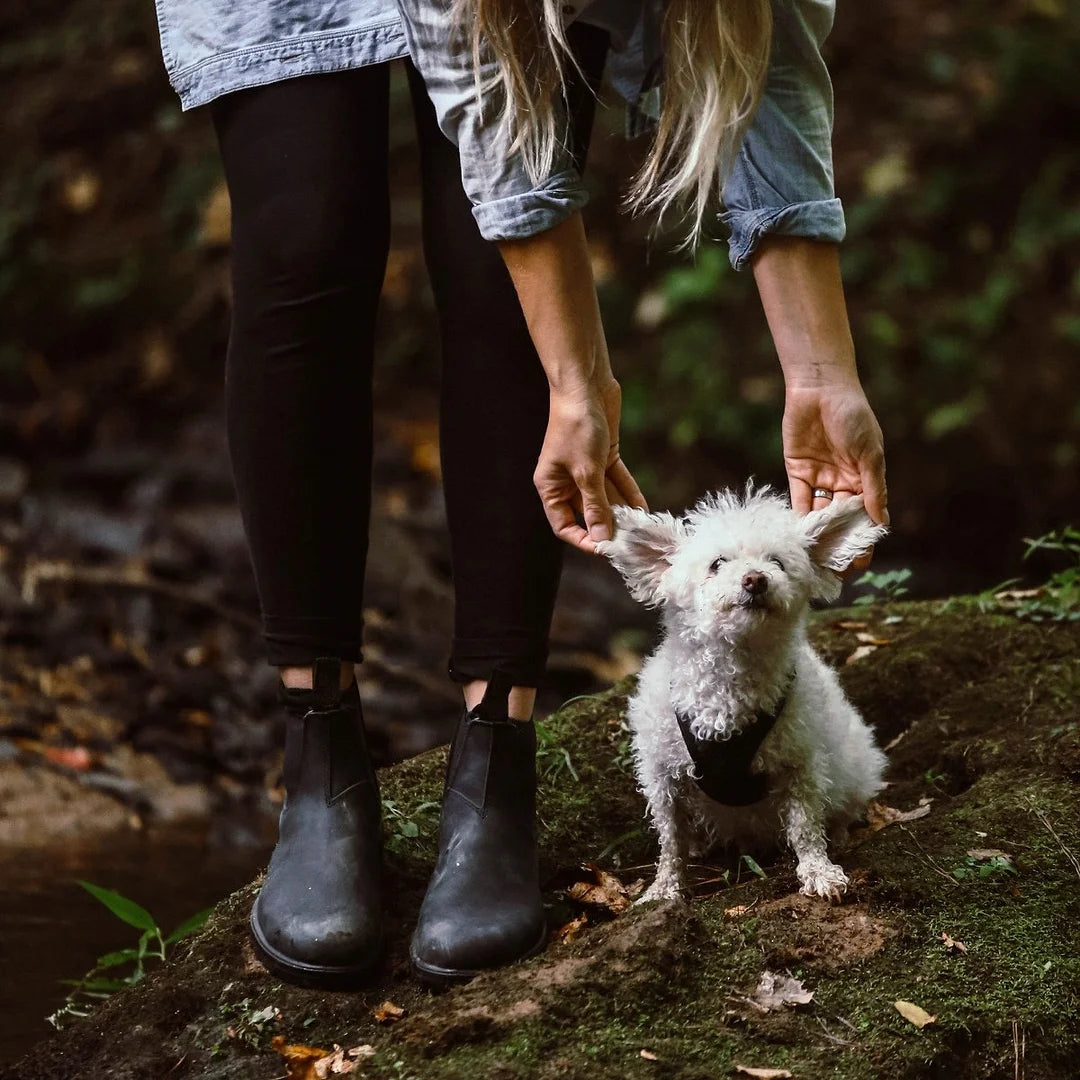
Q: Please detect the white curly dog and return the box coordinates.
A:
[601,486,888,903]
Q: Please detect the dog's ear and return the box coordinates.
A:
[802,496,889,602]
[599,506,685,607]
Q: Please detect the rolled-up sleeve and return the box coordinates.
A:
[394,0,588,241]
[720,0,846,270]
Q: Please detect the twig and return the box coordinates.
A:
[1027,800,1080,881]
[899,825,960,886]
[21,560,260,631]
[815,1015,852,1046]
[1013,1019,1025,1080]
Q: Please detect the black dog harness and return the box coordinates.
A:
[675,677,792,807]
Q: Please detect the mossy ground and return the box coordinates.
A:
[5,600,1078,1080]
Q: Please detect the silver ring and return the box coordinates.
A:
[812,488,833,500]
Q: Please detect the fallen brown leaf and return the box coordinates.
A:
[373,1000,406,1024]
[940,932,968,954]
[313,1045,362,1077]
[564,864,632,915]
[748,971,813,1012]
[967,848,1012,863]
[855,632,892,646]
[724,905,753,918]
[41,745,95,771]
[894,1000,936,1028]
[835,620,869,631]
[554,912,589,944]
[863,800,932,833]
[845,644,878,664]
[734,1066,793,1078]
[271,1035,332,1080]
[640,1049,659,1061]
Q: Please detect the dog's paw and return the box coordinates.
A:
[797,861,849,902]
[635,877,686,905]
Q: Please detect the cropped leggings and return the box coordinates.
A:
[211,26,608,686]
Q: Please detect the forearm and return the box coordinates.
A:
[751,236,859,387]
[497,212,611,394]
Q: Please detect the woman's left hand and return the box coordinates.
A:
[782,379,888,567]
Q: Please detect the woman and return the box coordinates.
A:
[153,0,885,988]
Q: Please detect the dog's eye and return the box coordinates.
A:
[770,556,786,571]
[709,556,728,574]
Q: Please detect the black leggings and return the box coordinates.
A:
[211,28,608,686]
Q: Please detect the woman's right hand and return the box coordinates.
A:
[534,376,647,553]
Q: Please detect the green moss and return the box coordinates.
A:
[8,601,1080,1080]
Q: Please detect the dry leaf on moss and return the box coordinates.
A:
[734,1066,793,1078]
[863,801,932,832]
[554,912,589,943]
[894,1000,936,1028]
[640,1049,659,1061]
[373,1000,406,1023]
[564,864,632,914]
[748,971,814,1012]
[967,848,1012,862]
[845,644,878,665]
[941,932,968,953]
[271,1035,331,1080]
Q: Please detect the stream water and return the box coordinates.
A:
[0,821,275,1064]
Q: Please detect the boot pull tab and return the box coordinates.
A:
[475,667,515,721]
[311,657,344,710]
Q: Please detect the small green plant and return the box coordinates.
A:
[852,567,913,605]
[209,998,282,1055]
[47,882,210,1029]
[951,854,1018,882]
[381,798,440,852]
[1018,527,1080,621]
[740,854,768,880]
[535,720,580,783]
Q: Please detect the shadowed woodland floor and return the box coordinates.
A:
[3,600,1078,1080]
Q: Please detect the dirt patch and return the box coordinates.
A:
[402,901,699,1054]
[750,895,898,974]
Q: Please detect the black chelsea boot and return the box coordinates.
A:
[250,657,384,987]
[410,671,546,986]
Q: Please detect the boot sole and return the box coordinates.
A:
[410,923,548,989]
[249,914,384,991]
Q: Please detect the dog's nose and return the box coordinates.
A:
[742,570,768,595]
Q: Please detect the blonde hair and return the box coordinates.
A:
[454,0,773,245]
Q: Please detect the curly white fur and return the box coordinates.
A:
[600,485,889,903]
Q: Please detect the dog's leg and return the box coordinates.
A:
[783,781,849,901]
[637,778,690,904]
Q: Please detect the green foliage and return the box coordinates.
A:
[851,567,912,605]
[535,719,580,783]
[47,882,210,1030]
[973,526,1080,621]
[1018,526,1080,621]
[950,854,1018,883]
[381,797,440,853]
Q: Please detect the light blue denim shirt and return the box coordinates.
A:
[155,0,844,268]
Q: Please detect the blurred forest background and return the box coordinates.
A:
[0,0,1078,1061]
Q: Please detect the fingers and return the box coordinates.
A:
[607,457,649,511]
[577,465,614,545]
[789,476,813,515]
[540,491,595,554]
[861,461,890,527]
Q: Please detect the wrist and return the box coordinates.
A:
[779,349,861,392]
